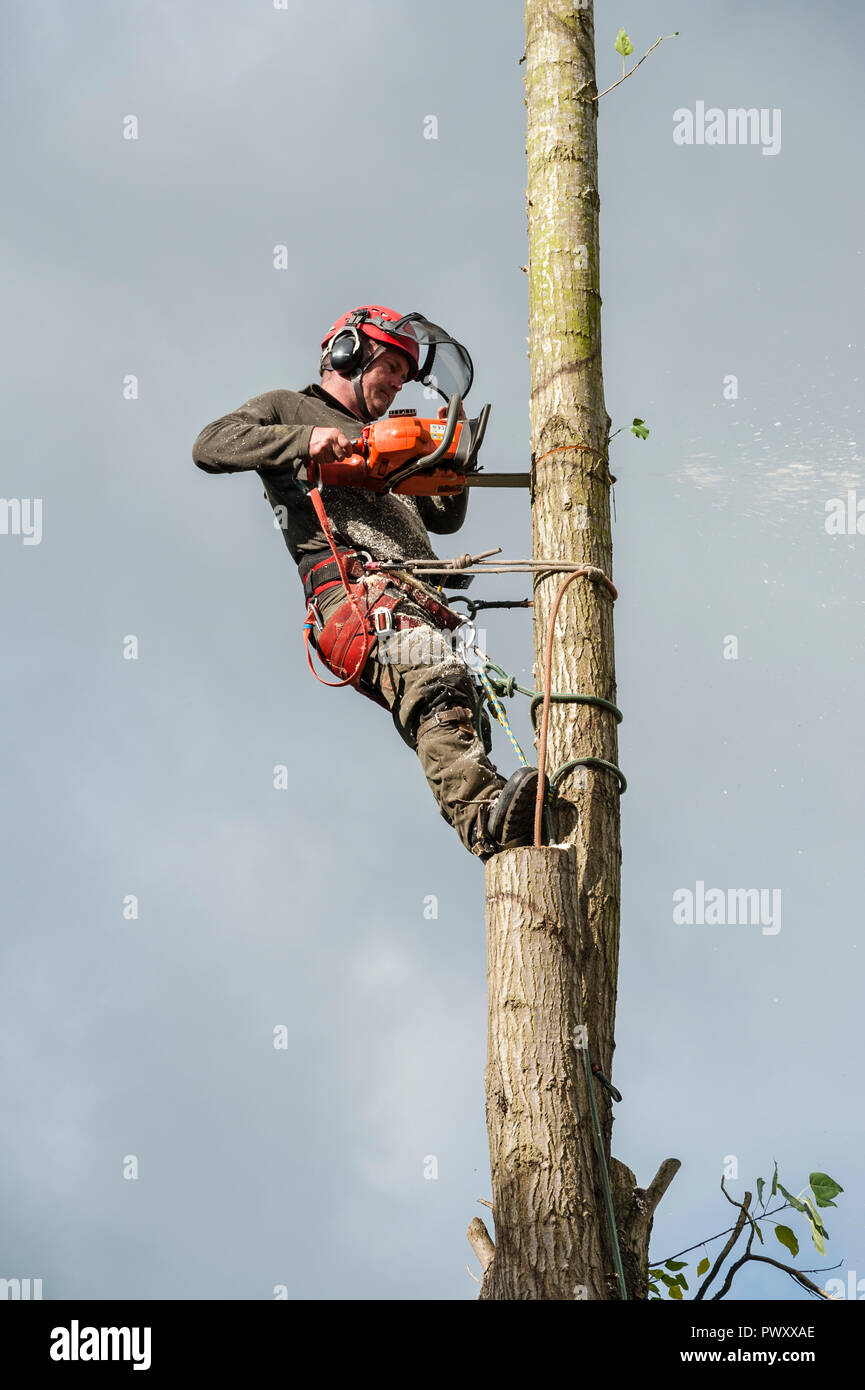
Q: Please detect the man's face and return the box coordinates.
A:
[362,346,412,417]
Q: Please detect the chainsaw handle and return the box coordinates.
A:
[420,392,463,468]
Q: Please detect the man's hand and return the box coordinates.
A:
[308,427,356,464]
[437,402,467,421]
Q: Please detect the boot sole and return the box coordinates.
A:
[487,768,540,849]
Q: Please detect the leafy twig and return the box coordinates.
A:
[654,1201,792,1266]
[594,33,679,102]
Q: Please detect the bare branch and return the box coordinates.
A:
[719,1175,744,1210]
[711,1211,758,1299]
[654,1200,792,1266]
[593,34,678,102]
[467,1217,496,1275]
[715,1254,835,1301]
[646,1158,681,1218]
[694,1182,752,1301]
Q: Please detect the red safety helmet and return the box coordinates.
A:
[320,305,420,380]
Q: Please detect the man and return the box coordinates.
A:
[192,304,539,859]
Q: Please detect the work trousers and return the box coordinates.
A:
[308,574,506,854]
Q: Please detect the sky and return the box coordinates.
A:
[2,0,862,1302]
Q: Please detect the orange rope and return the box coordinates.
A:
[305,488,371,688]
[534,443,608,467]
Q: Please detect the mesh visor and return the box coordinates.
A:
[386,313,474,401]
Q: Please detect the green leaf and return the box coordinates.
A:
[753,1221,764,1245]
[669,1283,683,1300]
[658,1271,678,1288]
[665,1259,687,1270]
[697,1257,710,1277]
[756,1177,765,1208]
[614,27,635,58]
[676,1273,689,1290]
[810,1173,843,1209]
[775,1224,799,1258]
[778,1182,808,1216]
[630,418,650,440]
[771,1161,778,1197]
[805,1200,827,1254]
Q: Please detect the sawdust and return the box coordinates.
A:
[322,487,472,590]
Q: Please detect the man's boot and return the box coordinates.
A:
[471,767,540,860]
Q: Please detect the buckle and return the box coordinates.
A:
[372,607,393,635]
[306,599,324,633]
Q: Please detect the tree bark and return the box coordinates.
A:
[479,848,614,1300]
[469,0,678,1300]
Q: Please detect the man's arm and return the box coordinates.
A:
[192,391,317,476]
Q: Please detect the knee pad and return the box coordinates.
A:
[414,676,492,755]
[421,674,477,717]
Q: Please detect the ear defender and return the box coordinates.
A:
[326,326,364,376]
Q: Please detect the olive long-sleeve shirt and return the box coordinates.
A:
[192,383,472,588]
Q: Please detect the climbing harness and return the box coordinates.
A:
[302,489,466,710]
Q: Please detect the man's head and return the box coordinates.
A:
[319,305,419,421]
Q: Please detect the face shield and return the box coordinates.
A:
[383,313,474,404]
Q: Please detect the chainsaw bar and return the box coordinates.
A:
[464,473,531,488]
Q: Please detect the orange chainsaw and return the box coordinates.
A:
[306,393,510,496]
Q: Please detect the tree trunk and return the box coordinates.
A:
[467,0,679,1300]
[478,847,613,1300]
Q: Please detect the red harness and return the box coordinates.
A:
[302,488,464,709]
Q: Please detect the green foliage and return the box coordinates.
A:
[608,415,650,446]
[810,1173,843,1209]
[776,1181,808,1215]
[614,28,634,59]
[647,1260,691,1300]
[775,1224,799,1258]
[805,1200,827,1255]
[759,1168,839,1254]
[649,1162,844,1302]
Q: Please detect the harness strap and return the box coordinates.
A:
[304,490,370,690]
[302,551,366,602]
[301,487,468,705]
